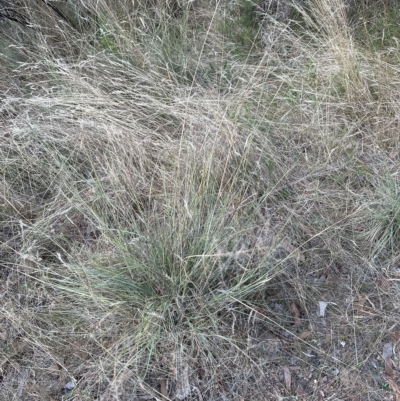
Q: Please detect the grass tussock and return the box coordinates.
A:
[2,0,400,399]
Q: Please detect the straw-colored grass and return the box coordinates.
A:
[1,0,400,399]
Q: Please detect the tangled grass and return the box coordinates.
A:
[1,0,400,399]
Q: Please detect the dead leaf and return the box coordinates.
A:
[298,331,313,340]
[390,328,400,344]
[159,378,167,399]
[283,366,291,391]
[386,377,400,401]
[385,357,394,377]
[290,303,301,326]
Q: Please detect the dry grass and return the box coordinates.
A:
[1,0,400,400]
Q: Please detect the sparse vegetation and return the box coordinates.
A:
[1,0,400,400]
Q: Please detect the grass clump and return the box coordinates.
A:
[2,0,400,399]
